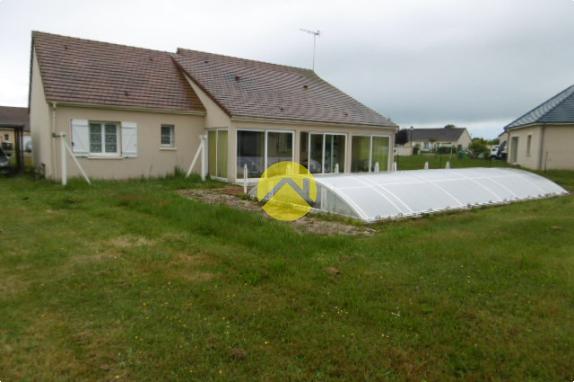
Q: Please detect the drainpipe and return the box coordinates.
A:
[50,102,58,179]
[538,124,546,171]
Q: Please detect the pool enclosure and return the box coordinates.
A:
[311,168,568,222]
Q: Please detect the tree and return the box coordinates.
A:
[469,138,490,158]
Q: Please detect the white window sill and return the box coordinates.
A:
[86,154,123,160]
[160,146,177,151]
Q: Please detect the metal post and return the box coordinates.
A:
[243,164,248,194]
[60,133,67,186]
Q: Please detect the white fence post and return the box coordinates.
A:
[200,134,208,181]
[243,164,248,194]
[186,135,208,180]
[424,161,429,170]
[393,161,397,172]
[334,163,339,174]
[374,162,380,173]
[445,161,451,169]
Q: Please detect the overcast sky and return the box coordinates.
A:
[1,0,573,138]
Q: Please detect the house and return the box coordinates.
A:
[503,84,574,170]
[29,32,398,182]
[0,106,30,171]
[395,126,471,155]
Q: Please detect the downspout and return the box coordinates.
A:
[538,124,546,171]
[50,102,57,179]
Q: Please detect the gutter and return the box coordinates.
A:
[230,115,398,130]
[45,101,206,117]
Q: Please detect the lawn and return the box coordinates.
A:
[0,170,573,381]
[395,153,509,171]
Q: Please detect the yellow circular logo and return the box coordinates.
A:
[256,161,317,221]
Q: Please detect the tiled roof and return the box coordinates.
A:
[396,127,467,143]
[174,49,396,127]
[32,32,205,113]
[0,106,29,131]
[505,85,574,130]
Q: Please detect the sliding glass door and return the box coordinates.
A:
[236,130,294,178]
[267,132,293,167]
[208,129,228,178]
[301,132,346,174]
[351,135,390,173]
[324,134,346,173]
[371,136,389,172]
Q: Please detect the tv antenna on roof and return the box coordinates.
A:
[300,28,320,71]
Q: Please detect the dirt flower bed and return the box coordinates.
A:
[178,187,375,236]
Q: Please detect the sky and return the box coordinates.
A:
[0,0,573,138]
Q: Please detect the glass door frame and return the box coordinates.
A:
[350,134,392,173]
[207,128,228,181]
[306,132,348,175]
[236,128,295,180]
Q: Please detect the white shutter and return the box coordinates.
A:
[121,122,138,158]
[71,119,89,156]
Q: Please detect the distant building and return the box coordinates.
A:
[502,84,574,170]
[395,126,472,155]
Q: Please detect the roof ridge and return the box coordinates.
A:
[176,48,314,73]
[505,84,574,130]
[32,31,173,55]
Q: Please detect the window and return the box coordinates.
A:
[302,133,346,174]
[351,136,390,173]
[3,134,8,141]
[161,125,175,147]
[208,129,228,178]
[236,130,294,178]
[526,135,532,157]
[89,122,119,154]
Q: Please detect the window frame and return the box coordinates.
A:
[305,132,348,175]
[160,124,176,149]
[236,128,295,180]
[208,128,229,180]
[350,134,391,173]
[88,121,120,157]
[526,134,532,157]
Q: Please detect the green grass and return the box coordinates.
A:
[396,154,509,170]
[0,170,573,381]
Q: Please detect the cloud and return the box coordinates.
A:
[0,0,573,138]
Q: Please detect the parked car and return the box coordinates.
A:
[0,147,10,173]
[490,145,499,159]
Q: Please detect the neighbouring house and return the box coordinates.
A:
[503,84,574,170]
[395,126,471,155]
[0,106,30,171]
[29,31,398,182]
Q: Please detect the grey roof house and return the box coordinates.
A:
[396,126,472,152]
[29,31,398,181]
[0,106,29,171]
[502,84,574,170]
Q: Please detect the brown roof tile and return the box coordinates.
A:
[174,49,396,127]
[32,32,205,113]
